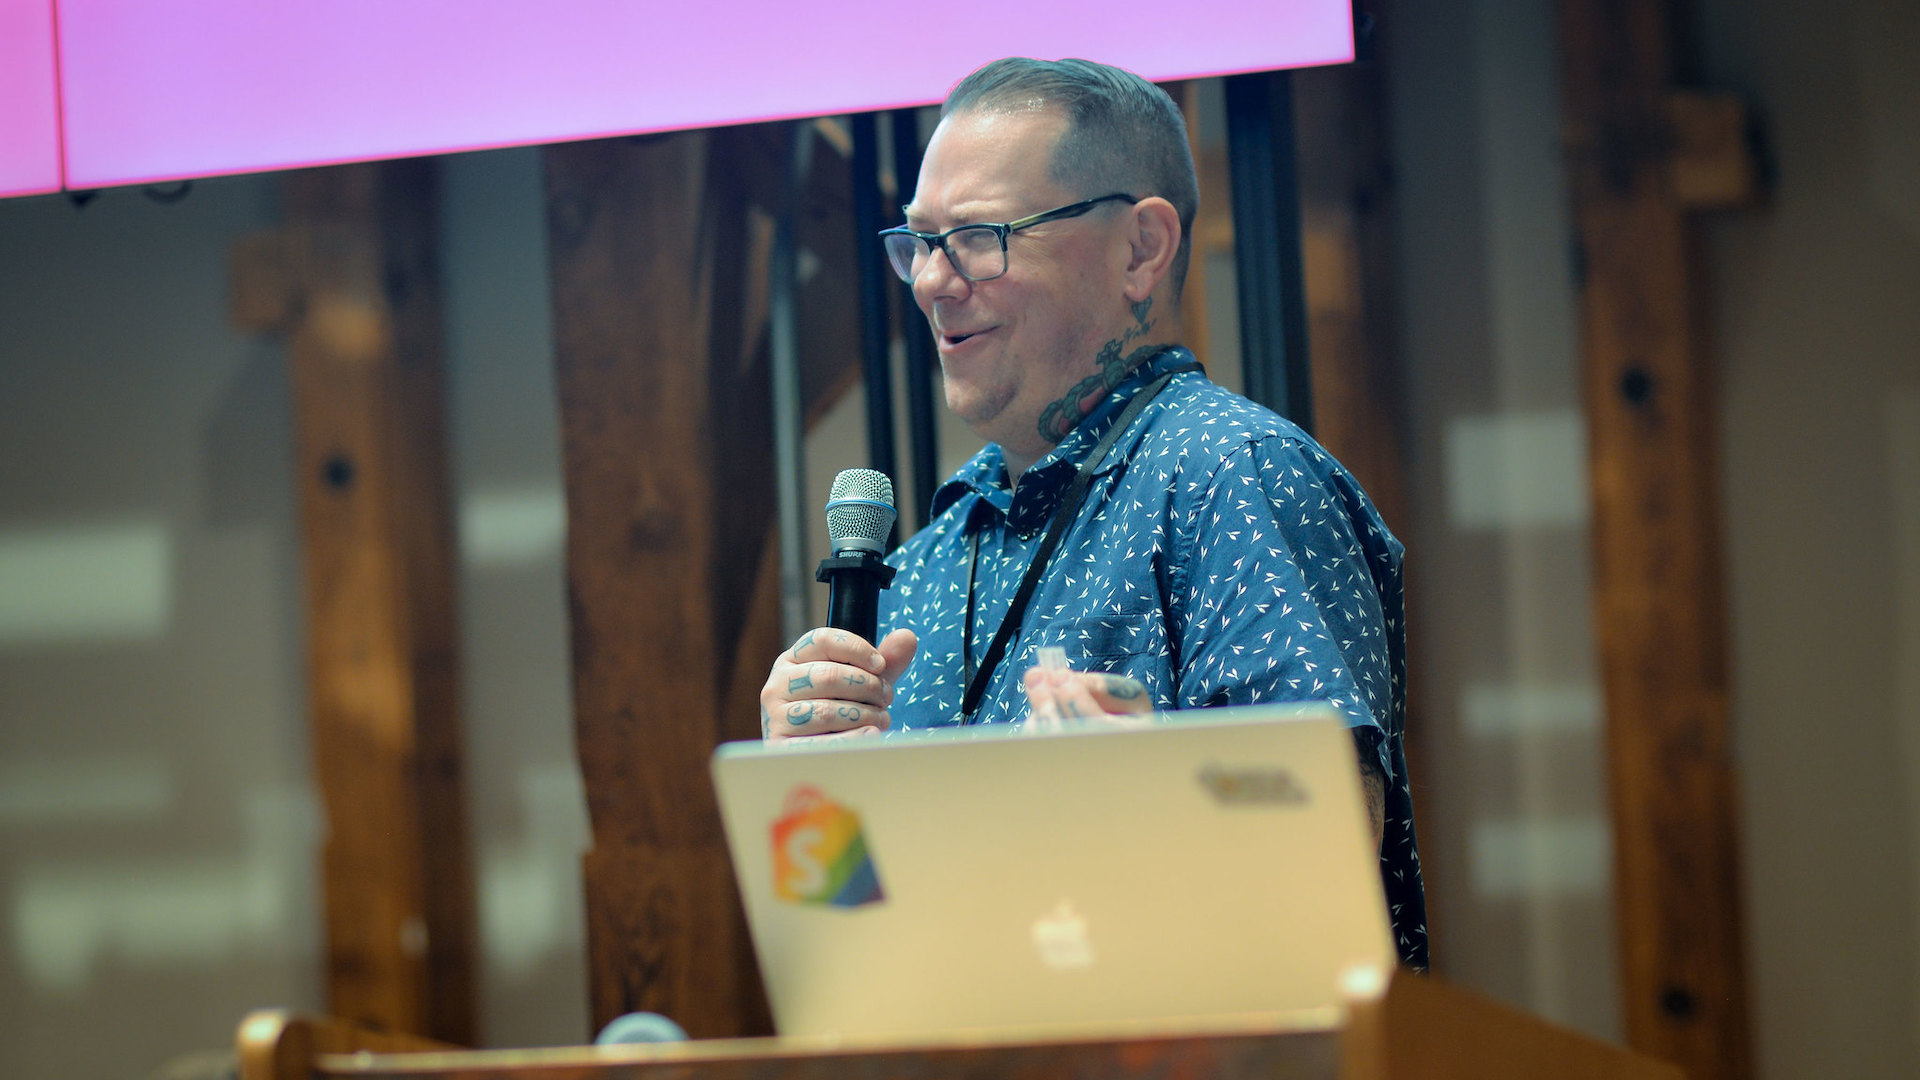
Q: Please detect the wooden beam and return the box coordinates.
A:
[1666,91,1762,212]
[544,125,785,1039]
[1558,2,1754,1076]
[1169,68,1413,541]
[233,160,478,1042]
[1292,55,1414,548]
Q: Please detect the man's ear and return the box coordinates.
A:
[1121,197,1181,303]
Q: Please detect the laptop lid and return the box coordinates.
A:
[710,704,1395,1041]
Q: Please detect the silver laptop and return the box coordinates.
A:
[710,704,1396,1041]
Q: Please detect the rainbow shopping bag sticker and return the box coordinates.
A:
[771,784,885,908]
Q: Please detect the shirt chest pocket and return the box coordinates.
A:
[1029,611,1163,672]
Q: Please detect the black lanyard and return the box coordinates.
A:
[959,363,1201,722]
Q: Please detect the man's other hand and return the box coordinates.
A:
[1022,667,1153,730]
[761,627,917,744]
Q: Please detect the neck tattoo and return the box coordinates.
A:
[1035,297,1165,444]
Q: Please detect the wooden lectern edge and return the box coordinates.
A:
[307,1004,1349,1074]
[240,971,1683,1080]
[1339,971,1688,1080]
[237,1009,458,1080]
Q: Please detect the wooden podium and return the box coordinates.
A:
[237,970,1683,1080]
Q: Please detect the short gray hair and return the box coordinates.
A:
[943,57,1200,297]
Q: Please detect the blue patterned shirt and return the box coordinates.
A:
[878,347,1428,969]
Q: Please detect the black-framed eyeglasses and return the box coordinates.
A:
[878,193,1137,284]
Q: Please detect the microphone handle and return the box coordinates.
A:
[816,549,898,644]
[827,575,880,644]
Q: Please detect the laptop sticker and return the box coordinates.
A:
[771,784,885,908]
[1197,763,1311,807]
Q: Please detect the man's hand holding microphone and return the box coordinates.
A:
[762,469,912,744]
[761,625,917,744]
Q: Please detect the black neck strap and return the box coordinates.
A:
[959,362,1201,722]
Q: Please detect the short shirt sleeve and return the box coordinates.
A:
[1167,434,1400,781]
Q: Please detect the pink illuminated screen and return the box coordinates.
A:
[49,1,1350,191]
[0,0,63,197]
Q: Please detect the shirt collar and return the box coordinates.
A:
[928,346,1199,532]
[930,443,1013,521]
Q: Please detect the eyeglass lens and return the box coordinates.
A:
[883,226,1006,283]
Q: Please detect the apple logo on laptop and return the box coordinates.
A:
[1030,899,1096,971]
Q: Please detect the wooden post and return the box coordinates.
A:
[1559,2,1758,1076]
[1169,69,1412,539]
[231,160,478,1043]
[544,125,786,1039]
[1292,55,1414,552]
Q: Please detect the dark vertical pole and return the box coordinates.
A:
[770,125,814,642]
[850,113,898,488]
[1224,70,1315,434]
[890,107,940,531]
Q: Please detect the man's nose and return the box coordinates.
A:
[912,244,971,307]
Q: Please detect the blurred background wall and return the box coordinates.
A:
[1386,1,1919,1074]
[0,165,318,1080]
[1386,0,1618,1039]
[0,147,593,1075]
[1697,0,1920,1071]
[0,0,1914,1076]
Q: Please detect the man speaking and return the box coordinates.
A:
[758,57,1426,970]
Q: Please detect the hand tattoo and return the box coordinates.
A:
[788,669,814,694]
[761,705,772,740]
[786,701,816,726]
[1102,674,1145,700]
[794,630,817,655]
[836,704,862,723]
[1035,299,1165,444]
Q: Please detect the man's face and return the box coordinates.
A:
[903,108,1128,463]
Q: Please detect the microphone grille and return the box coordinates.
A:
[826,469,896,550]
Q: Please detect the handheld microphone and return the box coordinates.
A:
[816,469,899,643]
